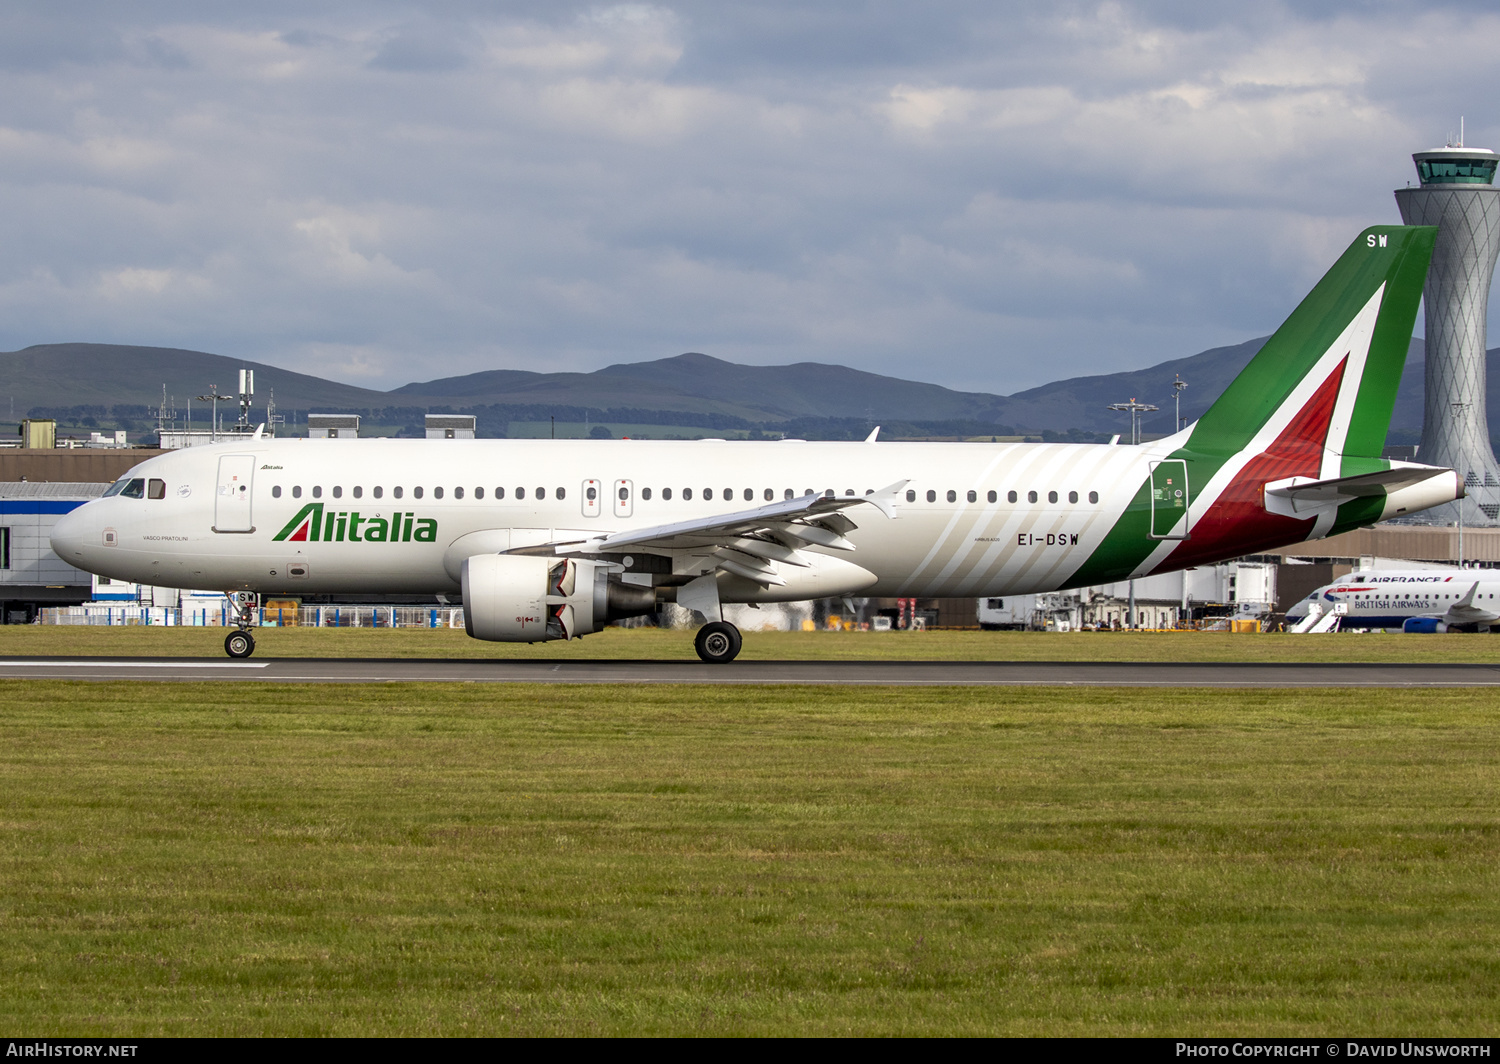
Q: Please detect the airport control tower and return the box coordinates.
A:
[1395,138,1500,525]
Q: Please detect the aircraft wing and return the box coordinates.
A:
[509,480,908,587]
[1444,580,1500,626]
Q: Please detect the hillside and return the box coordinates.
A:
[0,343,391,415]
[3,337,1488,444]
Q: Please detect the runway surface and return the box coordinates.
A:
[4,657,1500,686]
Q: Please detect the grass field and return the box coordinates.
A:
[2,680,1498,1035]
[5,623,1500,663]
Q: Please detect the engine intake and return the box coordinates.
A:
[461,554,656,642]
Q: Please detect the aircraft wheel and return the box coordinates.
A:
[225,630,256,659]
[694,621,742,664]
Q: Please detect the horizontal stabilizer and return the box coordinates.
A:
[1263,462,1453,517]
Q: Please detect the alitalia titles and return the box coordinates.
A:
[272,503,437,544]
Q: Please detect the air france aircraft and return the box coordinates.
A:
[1287,569,1500,632]
[50,226,1464,661]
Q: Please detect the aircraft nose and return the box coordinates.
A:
[50,505,91,563]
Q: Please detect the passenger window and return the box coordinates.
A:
[148,479,166,500]
[333,486,342,499]
[120,478,145,499]
[1007,490,1017,503]
[272,485,282,499]
[293,486,302,499]
[663,488,673,500]
[1068,491,1078,503]
[373,486,383,499]
[744,488,753,502]
[1027,491,1038,503]
[313,486,323,499]
[723,488,733,501]
[475,487,483,500]
[536,487,545,499]
[946,490,957,503]
[434,487,444,500]
[824,489,835,498]
[586,485,597,501]
[353,486,362,499]
[906,490,916,502]
[1048,491,1058,503]
[557,487,565,500]
[763,488,773,501]
[454,487,464,500]
[844,489,854,496]
[413,487,423,499]
[987,490,997,503]
[966,490,976,503]
[926,490,936,503]
[643,487,652,501]
[784,489,794,499]
[1088,491,1098,503]
[684,488,693,501]
[496,487,504,499]
[394,486,403,499]
[618,485,629,501]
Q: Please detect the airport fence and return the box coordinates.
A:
[41,605,468,629]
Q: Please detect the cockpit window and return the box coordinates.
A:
[119,478,145,499]
[103,479,128,498]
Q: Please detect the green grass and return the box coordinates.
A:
[6,624,1500,662]
[2,681,1498,1035]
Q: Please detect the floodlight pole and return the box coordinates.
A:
[1453,401,1467,567]
[1107,398,1159,446]
[1172,374,1188,431]
[194,386,226,443]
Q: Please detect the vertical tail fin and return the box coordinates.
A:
[1064,225,1438,589]
[1189,225,1434,460]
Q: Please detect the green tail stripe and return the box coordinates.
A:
[1186,225,1434,458]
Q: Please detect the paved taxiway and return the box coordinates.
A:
[3,657,1500,685]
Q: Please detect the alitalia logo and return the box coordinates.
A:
[272,502,437,543]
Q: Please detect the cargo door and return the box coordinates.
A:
[1149,459,1189,539]
[214,454,256,533]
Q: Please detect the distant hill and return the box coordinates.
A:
[0,343,391,416]
[4,337,1492,445]
[391,352,1009,422]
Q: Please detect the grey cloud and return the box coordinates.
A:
[0,1,1498,397]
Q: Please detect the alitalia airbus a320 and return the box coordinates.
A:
[50,226,1463,662]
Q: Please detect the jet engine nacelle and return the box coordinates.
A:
[461,554,656,642]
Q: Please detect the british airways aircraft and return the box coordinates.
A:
[1287,569,1500,632]
[50,226,1462,661]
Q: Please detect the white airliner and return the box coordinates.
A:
[1286,569,1500,633]
[50,226,1464,661]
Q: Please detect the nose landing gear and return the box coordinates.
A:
[223,591,258,659]
[694,621,742,664]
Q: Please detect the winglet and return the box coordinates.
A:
[864,427,880,443]
[252,423,266,439]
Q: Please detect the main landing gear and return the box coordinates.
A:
[224,591,258,659]
[694,621,742,664]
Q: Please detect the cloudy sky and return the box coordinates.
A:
[2,1,1498,395]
